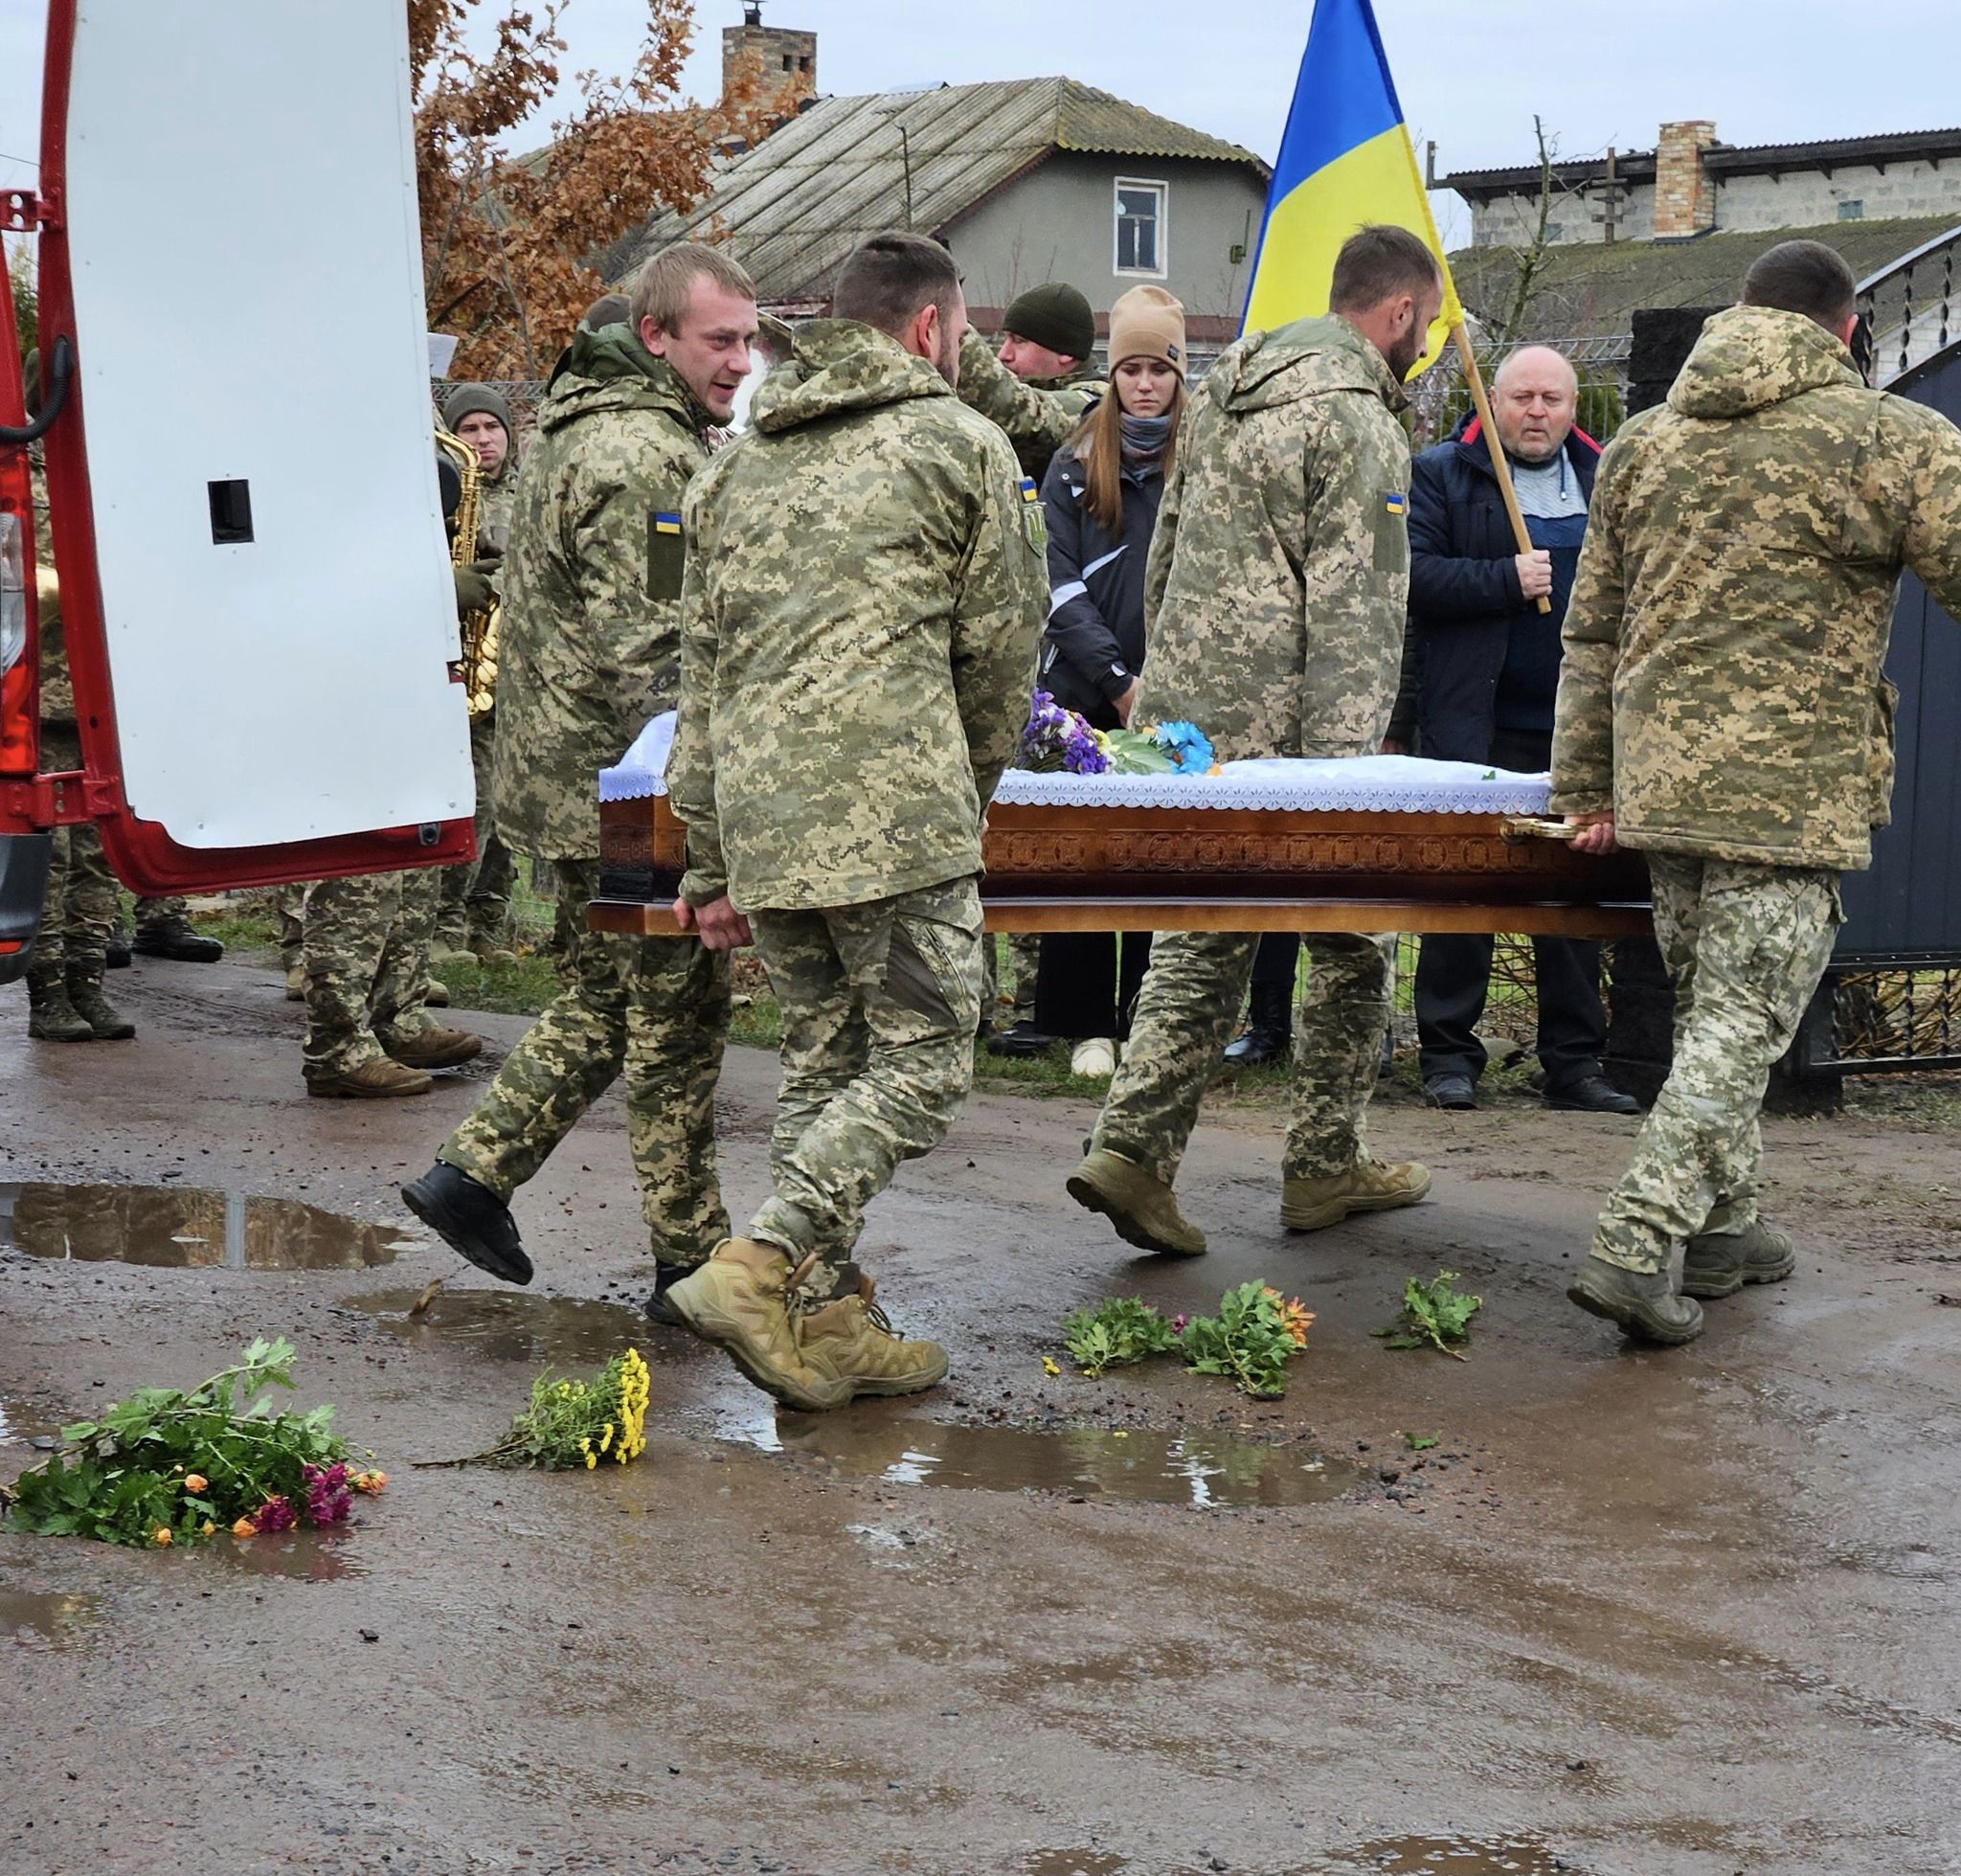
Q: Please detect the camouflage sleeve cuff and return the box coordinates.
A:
[678,867,729,910]
[1546,786,1613,817]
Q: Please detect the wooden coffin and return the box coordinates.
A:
[592,793,1652,938]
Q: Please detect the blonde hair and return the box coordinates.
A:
[1069,374,1185,538]
[629,242,757,338]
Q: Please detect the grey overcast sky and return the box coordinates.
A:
[5,1,1961,249]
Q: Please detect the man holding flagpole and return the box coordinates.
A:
[1067,0,1479,1257]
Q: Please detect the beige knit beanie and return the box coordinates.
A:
[1107,284,1186,372]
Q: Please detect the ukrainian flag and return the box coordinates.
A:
[1242,0,1463,377]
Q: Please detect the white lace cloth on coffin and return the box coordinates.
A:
[598,713,1553,816]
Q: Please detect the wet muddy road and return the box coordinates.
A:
[3,961,1958,1874]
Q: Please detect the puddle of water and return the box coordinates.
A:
[1351,1838,1571,1874]
[733,1413,1362,1510]
[0,1182,412,1271]
[1023,1852,1129,1876]
[347,1287,646,1367]
[199,1530,366,1584]
[0,1589,102,1648]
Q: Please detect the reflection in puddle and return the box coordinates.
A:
[1353,1837,1572,1874]
[348,1287,646,1367]
[0,1589,102,1648]
[733,1413,1361,1509]
[0,1182,412,1270]
[200,1531,366,1584]
[1023,1852,1129,1875]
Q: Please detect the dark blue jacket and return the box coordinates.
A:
[1038,436,1164,729]
[1408,415,1600,761]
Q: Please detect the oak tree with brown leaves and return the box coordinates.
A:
[412,0,789,381]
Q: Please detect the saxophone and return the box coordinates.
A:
[435,427,499,716]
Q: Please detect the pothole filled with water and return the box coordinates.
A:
[0,1589,102,1648]
[0,1182,412,1270]
[1352,1837,1575,1874]
[346,1287,647,1367]
[731,1412,1362,1509]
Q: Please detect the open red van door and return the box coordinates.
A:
[0,0,475,982]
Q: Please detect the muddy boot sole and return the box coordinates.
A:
[1065,1152,1206,1258]
[839,1348,950,1400]
[1681,1249,1796,1300]
[306,1071,433,1099]
[662,1280,848,1413]
[1567,1265,1704,1345]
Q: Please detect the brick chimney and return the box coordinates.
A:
[722,3,816,110]
[1654,120,1718,238]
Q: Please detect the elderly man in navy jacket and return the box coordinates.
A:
[1409,346,1637,1115]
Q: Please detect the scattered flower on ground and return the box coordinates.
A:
[439,1348,653,1472]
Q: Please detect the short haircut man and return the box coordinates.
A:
[1552,236,1961,1344]
[1742,239,1857,331]
[630,241,757,338]
[1068,224,1439,1258]
[831,231,961,337]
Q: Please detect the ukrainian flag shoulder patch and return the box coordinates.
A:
[1384,492,1409,517]
[1019,478,1040,503]
[653,511,684,534]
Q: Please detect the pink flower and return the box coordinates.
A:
[251,1495,297,1534]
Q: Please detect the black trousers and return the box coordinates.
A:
[1414,725,1606,1087]
[1034,933,1153,1042]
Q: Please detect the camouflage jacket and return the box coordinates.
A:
[1551,305,1961,870]
[1135,315,1412,760]
[958,332,1106,482]
[489,327,711,859]
[670,319,1045,911]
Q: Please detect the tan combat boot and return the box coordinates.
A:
[1065,1147,1206,1256]
[27,975,95,1042]
[799,1275,949,1401]
[284,961,306,1002]
[65,969,136,1041]
[1681,1220,1796,1300]
[1280,1158,1431,1232]
[306,1058,433,1098]
[661,1238,849,1413]
[386,1026,484,1071]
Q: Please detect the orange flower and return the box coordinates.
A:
[353,1470,388,1495]
[184,1474,209,1495]
[152,1526,172,1548]
[232,1517,257,1539]
[200,1520,216,1537]
[1276,1297,1316,1348]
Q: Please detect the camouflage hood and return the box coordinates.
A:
[750,319,954,434]
[1668,305,1862,420]
[536,323,708,439]
[1211,313,1406,417]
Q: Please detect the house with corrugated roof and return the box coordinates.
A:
[606,17,1272,359]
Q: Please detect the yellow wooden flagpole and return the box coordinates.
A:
[1451,322,1552,615]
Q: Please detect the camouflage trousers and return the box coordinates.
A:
[30,725,117,986]
[276,882,306,971]
[439,857,731,1266]
[980,931,1042,1028]
[435,714,515,949]
[748,875,984,1293]
[1593,855,1841,1274]
[1093,929,1395,1186]
[134,895,190,925]
[302,868,442,1077]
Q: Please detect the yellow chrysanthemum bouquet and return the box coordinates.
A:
[445,1348,651,1470]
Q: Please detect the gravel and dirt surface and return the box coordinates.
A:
[3,956,1958,1875]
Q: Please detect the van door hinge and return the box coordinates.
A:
[1,191,49,234]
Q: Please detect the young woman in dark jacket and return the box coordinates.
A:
[1032,285,1187,1078]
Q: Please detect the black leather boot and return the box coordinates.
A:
[1222,979,1292,1068]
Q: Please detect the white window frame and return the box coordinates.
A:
[1114,175,1169,280]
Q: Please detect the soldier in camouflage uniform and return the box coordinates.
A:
[1555,240,1961,1345]
[432,381,521,967]
[20,358,133,1043]
[402,244,759,1295]
[1067,227,1444,1258]
[958,283,1106,1050]
[663,232,1045,1411]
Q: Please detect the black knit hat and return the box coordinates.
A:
[440,381,514,438]
[1003,282,1095,363]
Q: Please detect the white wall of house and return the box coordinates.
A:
[947,151,1269,327]
[1469,157,1961,248]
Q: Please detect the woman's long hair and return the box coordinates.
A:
[1068,374,1185,538]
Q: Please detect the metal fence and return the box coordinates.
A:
[1858,223,1961,386]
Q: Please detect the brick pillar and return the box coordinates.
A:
[722,7,816,109]
[1654,121,1718,238]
